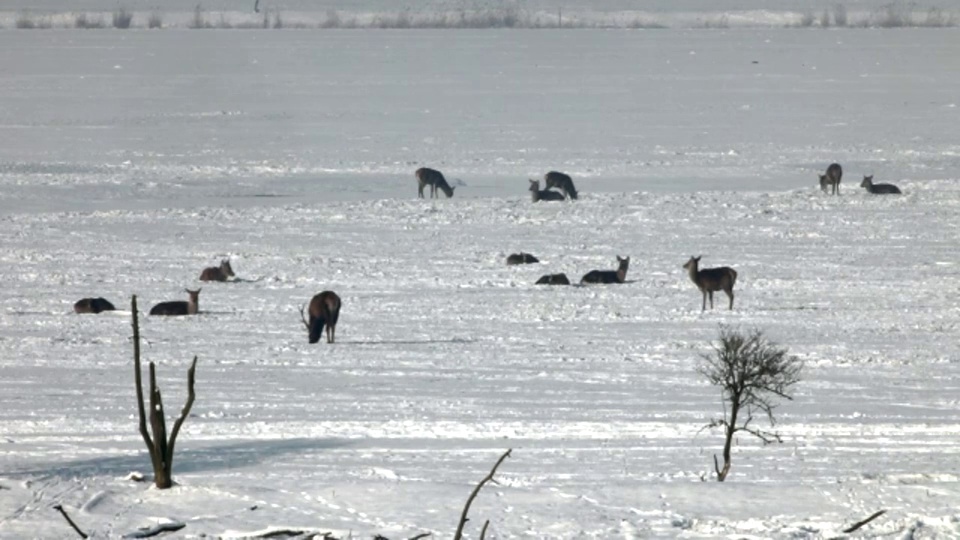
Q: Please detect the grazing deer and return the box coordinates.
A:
[819,163,843,195]
[529,179,565,202]
[415,167,455,198]
[300,291,341,344]
[535,273,570,285]
[860,175,901,194]
[581,255,630,284]
[544,171,578,200]
[199,259,235,282]
[506,252,539,265]
[74,297,116,314]
[149,289,201,316]
[683,256,737,311]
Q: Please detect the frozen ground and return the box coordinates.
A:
[0,29,959,539]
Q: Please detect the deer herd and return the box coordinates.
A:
[71,163,904,335]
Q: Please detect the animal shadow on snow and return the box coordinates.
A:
[339,338,476,346]
[5,438,349,480]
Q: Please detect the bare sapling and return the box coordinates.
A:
[453,449,512,540]
[543,171,578,200]
[699,326,802,481]
[683,256,737,311]
[416,167,455,198]
[150,289,201,316]
[131,296,198,489]
[528,179,564,202]
[199,259,235,281]
[580,255,629,284]
[819,162,842,195]
[860,175,901,194]
[300,291,341,344]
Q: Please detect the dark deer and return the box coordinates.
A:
[199,259,235,282]
[74,297,116,314]
[860,175,901,194]
[300,291,341,344]
[581,255,630,284]
[506,252,539,265]
[544,171,578,200]
[819,163,842,195]
[535,273,570,285]
[416,167,455,198]
[529,179,564,202]
[149,289,201,316]
[683,256,737,311]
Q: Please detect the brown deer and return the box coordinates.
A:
[506,252,539,265]
[581,255,630,284]
[535,273,570,285]
[819,163,842,195]
[149,289,201,316]
[544,171,578,200]
[415,167,455,198]
[300,291,341,344]
[529,179,564,202]
[74,297,116,314]
[683,256,737,311]
[860,175,901,194]
[199,259,235,282]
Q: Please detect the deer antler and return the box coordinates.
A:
[298,303,310,329]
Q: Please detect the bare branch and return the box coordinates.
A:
[408,534,432,540]
[480,519,491,540]
[843,509,886,533]
[453,449,512,540]
[298,303,310,330]
[132,296,155,453]
[53,505,88,539]
[167,356,198,462]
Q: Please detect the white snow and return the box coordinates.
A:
[0,27,959,539]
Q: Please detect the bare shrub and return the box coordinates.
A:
[272,10,283,29]
[699,326,802,482]
[147,11,162,29]
[798,11,815,27]
[74,13,105,29]
[874,3,912,27]
[189,3,210,29]
[112,6,133,29]
[320,9,341,28]
[217,13,232,29]
[833,4,848,26]
[820,9,831,27]
[922,7,956,27]
[16,12,51,29]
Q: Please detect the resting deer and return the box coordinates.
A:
[581,255,630,284]
[535,273,570,285]
[74,297,116,314]
[199,259,235,282]
[149,289,201,316]
[529,179,564,202]
[860,175,901,194]
[819,163,842,195]
[683,256,737,311]
[300,291,341,344]
[416,167,455,198]
[544,171,578,200]
[506,252,539,265]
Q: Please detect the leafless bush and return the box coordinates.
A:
[74,13,105,29]
[112,7,133,29]
[820,9,831,27]
[699,326,802,482]
[320,9,341,28]
[798,11,815,27]
[16,12,51,29]
[189,4,211,29]
[272,10,283,29]
[922,7,956,27]
[874,3,912,27]
[833,4,848,26]
[147,11,162,29]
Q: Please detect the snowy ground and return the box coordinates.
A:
[1,29,959,539]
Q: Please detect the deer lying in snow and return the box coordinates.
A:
[199,259,235,282]
[506,253,539,265]
[683,256,737,311]
[581,255,630,284]
[529,179,564,202]
[74,297,116,314]
[150,289,201,316]
[860,175,901,194]
[300,291,341,344]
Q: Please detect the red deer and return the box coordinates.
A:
[300,291,341,344]
[199,259,235,282]
[149,289,201,316]
[506,252,539,265]
[581,255,630,284]
[683,256,737,311]
[819,163,842,195]
[74,297,116,314]
[544,171,578,200]
[529,179,564,202]
[860,175,901,194]
[415,167,455,198]
[536,273,570,285]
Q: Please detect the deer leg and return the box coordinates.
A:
[701,291,707,312]
[727,289,734,310]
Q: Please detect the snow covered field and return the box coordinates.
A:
[1,29,959,538]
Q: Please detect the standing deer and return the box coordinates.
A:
[149,289,201,316]
[74,297,116,314]
[683,256,737,311]
[544,171,578,200]
[199,259,235,282]
[819,163,843,195]
[300,291,341,344]
[415,167,455,198]
[860,175,901,194]
[529,179,564,202]
[581,255,630,284]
